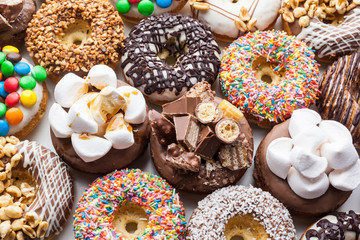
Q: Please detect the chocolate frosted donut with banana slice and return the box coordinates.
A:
[149,82,253,193]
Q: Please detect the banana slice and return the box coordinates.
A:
[217,100,244,122]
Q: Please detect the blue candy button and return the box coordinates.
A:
[0,82,9,98]
[14,62,31,75]
[156,0,172,8]
[0,120,9,136]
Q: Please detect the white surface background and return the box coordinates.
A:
[18,1,360,239]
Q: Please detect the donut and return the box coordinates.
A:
[121,13,220,104]
[0,46,48,139]
[301,211,360,239]
[317,52,360,148]
[26,0,125,82]
[0,0,36,46]
[254,108,360,216]
[49,65,150,174]
[190,0,281,42]
[114,0,187,23]
[280,0,360,62]
[0,136,73,240]
[186,185,296,240]
[73,169,186,239]
[219,30,320,128]
[149,82,253,193]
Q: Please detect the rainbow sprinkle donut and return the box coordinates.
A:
[219,30,319,128]
[73,169,186,239]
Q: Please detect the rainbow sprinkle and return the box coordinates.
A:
[219,30,320,123]
[73,169,186,240]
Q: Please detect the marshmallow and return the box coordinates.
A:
[329,159,360,191]
[87,65,117,90]
[292,125,327,153]
[71,133,112,162]
[117,86,146,124]
[287,167,330,199]
[67,99,98,134]
[104,113,134,149]
[49,103,72,138]
[289,109,321,138]
[54,73,88,108]
[266,137,293,179]
[321,141,358,170]
[319,120,353,144]
[290,146,328,179]
[79,92,99,104]
[89,86,126,125]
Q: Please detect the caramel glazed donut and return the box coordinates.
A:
[26,0,125,82]
[121,13,221,104]
[186,185,296,240]
[0,137,73,240]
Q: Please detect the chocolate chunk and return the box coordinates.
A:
[195,126,221,160]
[149,110,176,146]
[0,0,24,22]
[219,141,251,171]
[6,52,22,63]
[185,81,216,102]
[174,115,200,151]
[165,143,201,172]
[0,14,11,32]
[162,96,201,117]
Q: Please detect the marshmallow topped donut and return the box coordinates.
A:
[190,0,281,42]
[281,0,360,62]
[49,65,150,174]
[121,13,220,104]
[186,185,296,240]
[254,108,360,216]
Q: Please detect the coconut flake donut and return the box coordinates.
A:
[121,13,220,104]
[280,0,360,62]
[186,185,296,240]
[190,0,281,42]
[26,0,125,82]
[73,169,186,239]
[219,30,320,128]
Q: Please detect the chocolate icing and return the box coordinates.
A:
[254,120,352,216]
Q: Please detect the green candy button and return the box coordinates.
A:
[31,65,47,82]
[138,0,154,16]
[117,0,131,14]
[20,76,36,90]
[0,52,5,65]
[1,60,14,77]
[0,103,6,117]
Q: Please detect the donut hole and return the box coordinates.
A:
[57,18,92,47]
[224,214,269,240]
[252,56,285,84]
[113,202,149,238]
[158,37,188,67]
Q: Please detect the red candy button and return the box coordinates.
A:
[5,92,20,108]
[4,77,19,93]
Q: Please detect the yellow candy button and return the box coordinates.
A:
[2,46,20,55]
[20,90,37,107]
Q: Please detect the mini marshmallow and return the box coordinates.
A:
[266,137,293,179]
[79,92,99,104]
[87,65,117,90]
[319,120,353,144]
[292,125,327,153]
[289,109,321,138]
[71,133,112,162]
[117,86,146,124]
[67,99,98,134]
[321,141,358,170]
[287,167,330,199]
[290,146,328,179]
[89,86,126,125]
[329,159,360,191]
[54,73,88,108]
[104,113,134,149]
[49,103,72,138]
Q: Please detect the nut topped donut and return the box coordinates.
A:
[121,13,220,104]
[186,185,296,240]
[219,30,319,128]
[26,0,125,82]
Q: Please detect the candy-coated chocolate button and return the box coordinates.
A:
[6,52,22,63]
[128,0,141,3]
[5,92,20,108]
[117,0,131,14]
[1,60,14,77]
[14,62,31,75]
[31,65,47,82]
[20,90,37,107]
[0,120,9,136]
[5,107,23,125]
[19,76,36,90]
[0,52,6,64]
[4,77,19,93]
[0,82,9,98]
[138,0,154,15]
[0,73,3,81]
[2,46,19,55]
[156,0,172,8]
[0,103,6,117]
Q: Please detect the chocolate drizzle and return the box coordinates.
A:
[305,211,360,240]
[121,13,220,96]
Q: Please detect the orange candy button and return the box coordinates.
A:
[5,107,23,125]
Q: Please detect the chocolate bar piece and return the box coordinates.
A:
[174,115,200,151]
[165,143,201,172]
[162,96,201,117]
[195,126,221,160]
[219,141,251,171]
[185,81,216,103]
[149,110,176,146]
